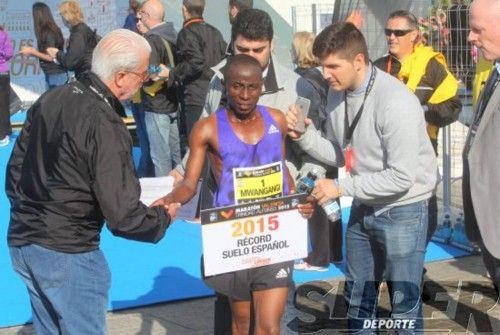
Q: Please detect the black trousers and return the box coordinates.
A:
[213,293,232,335]
[182,104,204,139]
[306,203,343,266]
[0,73,11,138]
[426,194,438,244]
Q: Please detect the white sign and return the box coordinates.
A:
[201,194,308,276]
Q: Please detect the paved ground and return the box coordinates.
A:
[1,177,492,334]
[2,254,499,334]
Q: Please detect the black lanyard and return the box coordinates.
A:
[343,67,377,149]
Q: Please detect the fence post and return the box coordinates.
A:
[442,124,451,216]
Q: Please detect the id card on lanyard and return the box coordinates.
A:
[343,67,377,173]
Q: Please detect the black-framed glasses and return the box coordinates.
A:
[384,29,414,37]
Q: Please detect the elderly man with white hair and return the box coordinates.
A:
[6,29,177,334]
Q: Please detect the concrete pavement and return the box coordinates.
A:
[1,254,499,334]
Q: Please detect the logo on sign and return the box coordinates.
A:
[220,209,234,220]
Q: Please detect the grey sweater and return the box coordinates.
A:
[297,65,439,207]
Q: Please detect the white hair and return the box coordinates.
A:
[91,29,151,82]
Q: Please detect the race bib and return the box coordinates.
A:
[233,162,283,204]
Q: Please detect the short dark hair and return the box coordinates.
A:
[226,53,262,80]
[229,0,253,11]
[231,8,273,42]
[313,22,369,63]
[387,10,418,30]
[183,0,205,17]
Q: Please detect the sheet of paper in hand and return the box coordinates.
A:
[139,176,200,222]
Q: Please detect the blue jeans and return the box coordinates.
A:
[9,244,111,335]
[45,72,68,89]
[131,102,154,177]
[344,200,428,334]
[144,111,181,176]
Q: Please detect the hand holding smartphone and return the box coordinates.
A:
[294,97,311,133]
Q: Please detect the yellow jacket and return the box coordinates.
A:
[399,43,459,140]
[472,55,493,110]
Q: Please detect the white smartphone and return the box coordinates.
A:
[295,97,311,133]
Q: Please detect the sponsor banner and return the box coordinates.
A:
[201,194,308,276]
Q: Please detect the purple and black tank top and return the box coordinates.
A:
[214,105,289,207]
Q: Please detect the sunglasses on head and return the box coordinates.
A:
[384,28,414,37]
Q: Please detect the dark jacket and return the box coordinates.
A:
[295,66,329,133]
[142,23,178,114]
[55,22,98,78]
[7,72,171,253]
[37,30,66,75]
[295,66,338,180]
[169,17,226,108]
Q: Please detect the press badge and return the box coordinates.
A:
[233,162,283,204]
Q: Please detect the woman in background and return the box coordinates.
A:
[292,31,343,271]
[47,0,98,79]
[0,24,14,146]
[20,2,68,89]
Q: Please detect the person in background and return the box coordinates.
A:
[123,0,140,33]
[374,11,461,154]
[228,0,253,24]
[463,0,500,297]
[287,22,438,333]
[165,0,226,143]
[225,0,253,55]
[47,0,99,80]
[0,24,13,147]
[291,31,342,271]
[20,2,68,89]
[7,29,177,334]
[137,0,181,176]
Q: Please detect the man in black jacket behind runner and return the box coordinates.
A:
[164,0,227,140]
